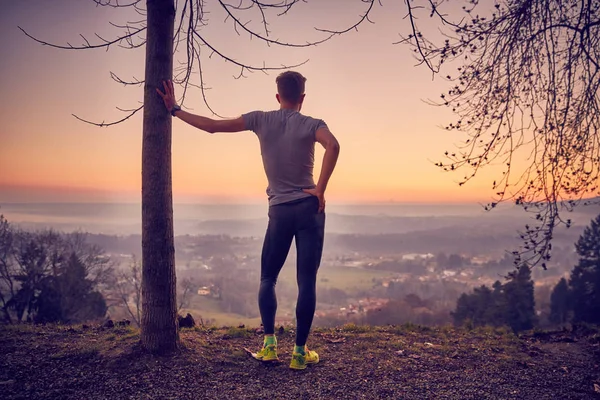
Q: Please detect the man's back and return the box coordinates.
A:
[243,109,327,206]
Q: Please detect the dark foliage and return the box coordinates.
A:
[569,214,600,324]
[0,215,111,324]
[504,266,536,332]
[452,266,536,333]
[35,254,107,324]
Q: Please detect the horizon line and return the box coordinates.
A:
[0,200,495,206]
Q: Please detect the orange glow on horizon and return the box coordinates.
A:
[0,1,521,206]
[0,180,496,205]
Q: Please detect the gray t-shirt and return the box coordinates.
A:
[243,109,327,206]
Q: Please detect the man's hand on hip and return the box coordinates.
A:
[303,188,325,213]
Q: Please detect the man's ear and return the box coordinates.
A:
[276,93,281,104]
[298,93,305,111]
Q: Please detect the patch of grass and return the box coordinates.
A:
[358,331,387,342]
[473,325,504,336]
[385,322,424,336]
[400,322,419,331]
[493,326,513,336]
[438,325,456,334]
[2,324,37,334]
[103,326,139,342]
[341,323,372,333]
[413,324,433,333]
[225,326,251,338]
[387,340,406,351]
[50,344,100,360]
[121,330,140,340]
[115,325,138,334]
[491,330,519,345]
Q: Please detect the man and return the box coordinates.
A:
[157,71,340,370]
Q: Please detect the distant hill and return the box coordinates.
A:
[2,201,598,237]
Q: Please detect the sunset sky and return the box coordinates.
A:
[0,0,508,204]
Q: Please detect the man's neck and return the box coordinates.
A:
[279,103,301,112]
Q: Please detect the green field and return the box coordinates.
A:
[183,296,261,327]
[279,264,393,292]
[183,308,261,327]
[183,265,394,327]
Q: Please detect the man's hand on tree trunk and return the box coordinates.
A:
[156,80,178,113]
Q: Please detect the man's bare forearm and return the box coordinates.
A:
[173,109,216,133]
[316,142,340,193]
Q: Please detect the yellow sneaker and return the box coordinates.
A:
[250,344,278,362]
[289,347,319,370]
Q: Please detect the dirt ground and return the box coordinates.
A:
[1,323,599,399]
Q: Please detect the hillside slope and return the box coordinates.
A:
[1,323,599,399]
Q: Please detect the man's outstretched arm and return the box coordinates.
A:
[173,110,246,134]
[156,80,246,133]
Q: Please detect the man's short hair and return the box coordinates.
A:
[276,71,306,104]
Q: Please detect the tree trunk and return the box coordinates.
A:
[140,0,178,354]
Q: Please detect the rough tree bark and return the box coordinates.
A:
[140,0,178,354]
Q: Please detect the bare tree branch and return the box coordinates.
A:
[115,256,142,326]
[178,277,194,312]
[217,0,377,48]
[92,0,143,8]
[401,0,600,267]
[110,71,144,86]
[22,0,388,124]
[18,25,146,51]
[73,105,144,127]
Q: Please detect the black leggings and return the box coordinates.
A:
[258,196,325,346]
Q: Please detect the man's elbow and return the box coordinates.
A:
[328,139,340,153]
[204,122,217,134]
